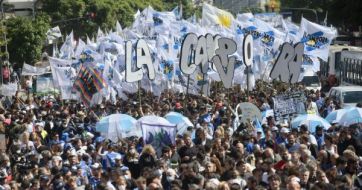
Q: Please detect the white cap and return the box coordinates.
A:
[280,127,290,133]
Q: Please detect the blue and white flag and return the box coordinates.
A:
[282,19,300,44]
[52,66,77,100]
[299,17,337,62]
[59,31,75,59]
[74,39,86,57]
[253,116,265,138]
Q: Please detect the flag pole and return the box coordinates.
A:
[185,75,190,103]
[138,80,142,108]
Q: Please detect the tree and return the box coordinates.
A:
[41,0,87,37]
[163,0,198,19]
[5,14,50,67]
[40,0,171,38]
[281,0,362,29]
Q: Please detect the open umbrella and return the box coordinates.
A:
[325,109,348,123]
[291,114,331,133]
[164,112,193,135]
[339,107,362,126]
[137,115,173,127]
[96,114,139,142]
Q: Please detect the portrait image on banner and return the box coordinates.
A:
[141,122,176,156]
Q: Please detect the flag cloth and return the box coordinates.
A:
[253,116,265,138]
[52,66,77,100]
[36,76,58,95]
[74,39,86,57]
[202,3,234,28]
[299,17,337,62]
[73,65,107,106]
[22,63,51,76]
[49,57,73,89]
[46,26,62,42]
[59,31,75,59]
[141,122,176,156]
[116,20,123,34]
[0,83,17,97]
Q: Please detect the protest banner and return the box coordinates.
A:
[0,83,18,97]
[22,63,51,76]
[235,102,262,124]
[273,91,307,121]
[36,75,58,95]
[142,122,176,157]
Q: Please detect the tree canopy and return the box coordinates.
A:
[5,14,50,67]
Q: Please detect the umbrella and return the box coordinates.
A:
[339,107,362,126]
[164,112,194,135]
[96,114,139,142]
[291,114,331,133]
[325,109,348,123]
[137,115,174,127]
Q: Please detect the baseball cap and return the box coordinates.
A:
[280,127,290,133]
[271,126,278,132]
[91,163,102,170]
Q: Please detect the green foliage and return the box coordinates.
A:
[281,0,362,29]
[40,0,198,37]
[5,14,50,67]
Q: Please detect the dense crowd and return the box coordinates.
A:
[0,82,361,190]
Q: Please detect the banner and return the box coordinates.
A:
[22,63,51,76]
[36,75,58,95]
[52,66,77,100]
[273,91,307,121]
[141,122,176,156]
[0,83,18,97]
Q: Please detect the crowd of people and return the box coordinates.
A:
[0,81,361,190]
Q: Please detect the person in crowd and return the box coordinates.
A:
[0,81,361,190]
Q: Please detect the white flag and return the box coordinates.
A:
[116,20,123,34]
[299,17,337,62]
[74,39,86,57]
[22,63,51,76]
[59,31,75,59]
[202,3,234,28]
[52,66,77,100]
[46,26,62,41]
[49,57,72,88]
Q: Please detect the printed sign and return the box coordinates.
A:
[36,76,58,95]
[235,102,262,124]
[0,83,18,97]
[273,91,306,120]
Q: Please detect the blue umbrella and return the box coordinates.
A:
[164,112,194,135]
[96,114,139,142]
[339,107,362,126]
[291,114,331,133]
[325,109,348,123]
